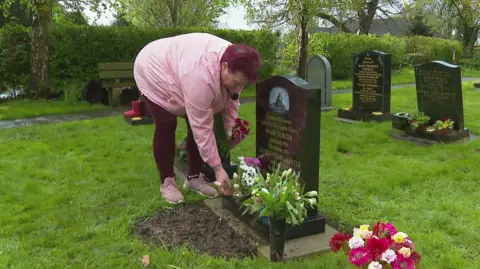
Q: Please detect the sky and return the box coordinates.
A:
[83,4,257,30]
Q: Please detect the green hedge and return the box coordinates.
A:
[0,24,281,92]
[283,32,464,79]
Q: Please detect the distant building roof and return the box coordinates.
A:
[308,18,446,38]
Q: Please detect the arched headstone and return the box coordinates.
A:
[306,55,334,111]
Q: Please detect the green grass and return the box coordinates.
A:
[1,83,480,268]
[241,67,480,98]
[0,99,109,120]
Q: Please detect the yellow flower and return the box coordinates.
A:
[398,247,411,258]
[372,112,383,116]
[360,225,370,231]
[393,232,408,243]
[342,107,352,111]
[132,117,141,121]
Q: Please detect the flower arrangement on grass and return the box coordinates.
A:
[329,221,421,269]
[218,118,250,157]
[240,163,318,226]
[395,111,455,135]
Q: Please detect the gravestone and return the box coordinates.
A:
[306,55,335,111]
[392,61,470,142]
[337,50,392,122]
[254,75,326,239]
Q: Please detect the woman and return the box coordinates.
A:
[133,32,262,204]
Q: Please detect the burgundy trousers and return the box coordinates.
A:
[142,96,203,182]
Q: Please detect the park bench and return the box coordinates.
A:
[97,62,138,107]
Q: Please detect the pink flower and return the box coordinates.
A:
[244,157,261,167]
[373,221,397,238]
[366,236,390,260]
[392,255,415,269]
[349,247,372,267]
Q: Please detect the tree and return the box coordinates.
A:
[115,0,230,28]
[409,0,479,57]
[1,0,109,97]
[237,0,321,78]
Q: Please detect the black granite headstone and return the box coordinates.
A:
[338,50,392,122]
[255,75,326,239]
[414,61,464,130]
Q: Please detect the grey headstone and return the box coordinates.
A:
[306,55,334,111]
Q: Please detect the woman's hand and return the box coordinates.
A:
[213,165,233,196]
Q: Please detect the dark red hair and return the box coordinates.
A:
[220,44,261,82]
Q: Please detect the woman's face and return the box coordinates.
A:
[220,62,248,94]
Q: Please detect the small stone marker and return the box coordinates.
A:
[255,75,326,239]
[337,50,392,122]
[306,55,335,111]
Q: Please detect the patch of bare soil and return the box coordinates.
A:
[135,202,257,259]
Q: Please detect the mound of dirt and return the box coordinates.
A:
[135,202,257,259]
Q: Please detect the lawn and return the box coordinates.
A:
[0,99,109,120]
[1,83,480,268]
[240,66,480,98]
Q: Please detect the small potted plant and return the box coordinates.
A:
[408,112,431,133]
[433,117,454,135]
[329,221,421,268]
[241,164,319,262]
[392,112,411,130]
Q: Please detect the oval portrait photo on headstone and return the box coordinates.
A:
[269,86,290,114]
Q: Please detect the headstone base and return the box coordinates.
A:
[203,198,337,261]
[222,195,327,241]
[473,82,480,89]
[321,106,336,112]
[337,109,392,123]
[124,116,154,126]
[393,127,471,143]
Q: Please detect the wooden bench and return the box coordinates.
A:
[98,62,137,107]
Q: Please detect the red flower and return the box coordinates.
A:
[392,255,415,269]
[349,246,372,267]
[235,118,242,124]
[442,117,449,122]
[243,119,249,126]
[410,252,421,264]
[366,236,390,260]
[329,232,351,253]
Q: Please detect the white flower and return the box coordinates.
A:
[304,190,318,197]
[398,247,411,258]
[348,236,364,249]
[353,226,373,239]
[295,195,301,200]
[367,261,383,269]
[308,198,316,205]
[380,249,397,264]
[233,184,240,189]
[233,173,238,179]
[261,188,269,194]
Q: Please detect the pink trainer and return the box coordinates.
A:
[160,177,185,204]
[183,173,218,198]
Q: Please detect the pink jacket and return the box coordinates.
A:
[133,33,240,168]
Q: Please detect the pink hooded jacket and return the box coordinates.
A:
[133,33,240,168]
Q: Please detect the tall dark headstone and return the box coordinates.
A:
[415,61,465,130]
[306,55,334,111]
[255,75,326,239]
[338,50,392,122]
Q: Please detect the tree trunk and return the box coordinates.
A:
[357,0,379,35]
[297,7,308,79]
[461,25,479,58]
[28,0,51,98]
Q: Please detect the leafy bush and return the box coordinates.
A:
[0,24,281,92]
[0,24,30,93]
[283,32,463,79]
